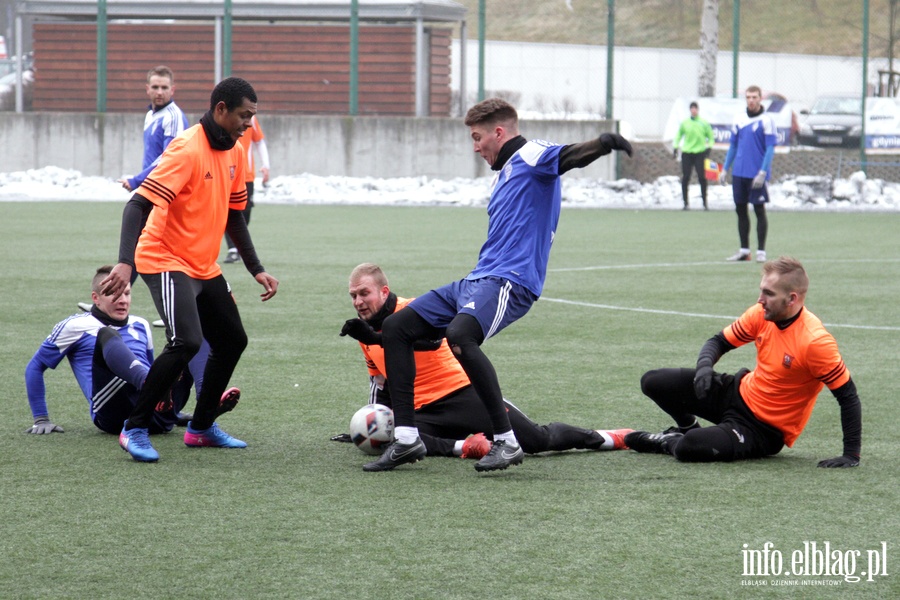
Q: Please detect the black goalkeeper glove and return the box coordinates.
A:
[599,133,633,157]
[693,365,714,400]
[817,455,859,468]
[340,318,383,346]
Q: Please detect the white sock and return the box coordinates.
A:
[452,440,464,456]
[394,426,419,445]
[493,430,517,445]
[740,248,750,255]
[595,430,615,450]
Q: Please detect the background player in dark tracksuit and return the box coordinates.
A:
[673,101,714,210]
[25,265,189,435]
[364,104,632,473]
[338,263,632,458]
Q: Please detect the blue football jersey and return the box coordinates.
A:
[467,139,564,297]
[25,312,154,419]
[728,110,777,179]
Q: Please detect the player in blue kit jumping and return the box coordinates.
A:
[365,97,633,472]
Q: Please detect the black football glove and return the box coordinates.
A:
[672,148,678,159]
[599,133,633,157]
[330,433,353,443]
[693,365,714,400]
[339,318,383,346]
[817,455,859,468]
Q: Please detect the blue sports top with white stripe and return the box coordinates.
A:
[126,100,189,190]
[466,139,564,297]
[25,312,153,420]
[724,109,777,180]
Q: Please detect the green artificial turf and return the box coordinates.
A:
[0,202,896,599]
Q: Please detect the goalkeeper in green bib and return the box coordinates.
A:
[673,101,715,210]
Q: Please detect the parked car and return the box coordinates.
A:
[797,96,862,148]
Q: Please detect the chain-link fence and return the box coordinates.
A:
[454,1,889,136]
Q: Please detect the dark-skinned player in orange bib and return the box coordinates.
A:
[101,77,279,462]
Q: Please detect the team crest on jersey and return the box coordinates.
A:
[229,165,236,180]
[782,353,794,368]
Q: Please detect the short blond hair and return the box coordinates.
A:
[762,256,808,297]
[349,263,388,288]
[147,65,174,84]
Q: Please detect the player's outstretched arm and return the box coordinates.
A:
[818,379,861,468]
[25,340,66,434]
[558,133,633,175]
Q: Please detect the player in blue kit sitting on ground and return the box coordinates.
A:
[24,265,237,436]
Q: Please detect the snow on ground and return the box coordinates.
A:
[1,165,899,212]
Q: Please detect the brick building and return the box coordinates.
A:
[15,0,468,116]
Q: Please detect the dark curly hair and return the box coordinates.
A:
[210,77,257,111]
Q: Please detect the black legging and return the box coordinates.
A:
[129,272,248,430]
[382,307,513,436]
[735,202,768,250]
[639,368,783,462]
[413,386,606,455]
[680,152,708,207]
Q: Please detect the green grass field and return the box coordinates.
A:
[1,202,897,599]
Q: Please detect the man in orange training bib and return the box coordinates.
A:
[102,77,279,462]
[625,256,861,468]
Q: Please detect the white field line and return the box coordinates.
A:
[540,298,900,332]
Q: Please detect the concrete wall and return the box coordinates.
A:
[0,113,621,180]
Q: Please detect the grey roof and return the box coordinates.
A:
[17,0,467,23]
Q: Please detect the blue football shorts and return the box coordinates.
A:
[409,276,537,341]
[732,175,769,205]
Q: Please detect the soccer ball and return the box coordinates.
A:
[349,404,395,455]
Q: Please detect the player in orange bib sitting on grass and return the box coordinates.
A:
[625,256,861,468]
